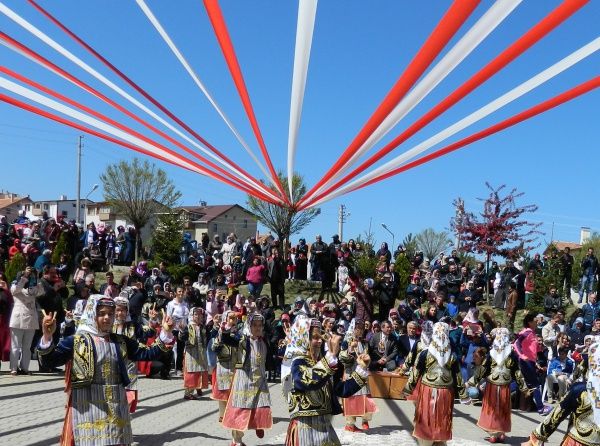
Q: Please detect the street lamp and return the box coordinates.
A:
[381,223,395,253]
[79,184,99,225]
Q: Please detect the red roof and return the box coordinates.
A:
[178,204,253,222]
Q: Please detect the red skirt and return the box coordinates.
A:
[478,383,511,434]
[126,389,139,413]
[343,394,378,417]
[414,384,454,441]
[183,370,209,389]
[561,436,587,446]
[222,405,273,431]
[406,378,421,402]
[137,334,156,376]
[211,369,230,401]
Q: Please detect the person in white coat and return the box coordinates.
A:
[9,266,44,375]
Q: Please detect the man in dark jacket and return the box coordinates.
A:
[267,248,286,308]
[560,247,574,302]
[578,248,598,304]
[375,273,395,320]
[368,321,398,371]
[397,321,419,363]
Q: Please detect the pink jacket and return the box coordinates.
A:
[513,328,539,361]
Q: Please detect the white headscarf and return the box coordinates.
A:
[490,327,511,367]
[420,320,434,347]
[587,339,600,425]
[77,294,115,337]
[283,314,311,362]
[428,322,451,368]
[243,312,264,337]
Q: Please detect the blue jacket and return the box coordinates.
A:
[547,357,574,375]
[582,302,599,328]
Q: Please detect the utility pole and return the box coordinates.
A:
[338,204,349,242]
[76,135,84,225]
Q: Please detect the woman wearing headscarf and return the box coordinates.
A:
[468,328,528,443]
[180,307,209,400]
[220,312,272,446]
[403,322,470,446]
[211,310,240,422]
[339,319,377,432]
[113,295,158,413]
[37,295,174,446]
[523,337,600,446]
[283,315,371,446]
[401,320,434,402]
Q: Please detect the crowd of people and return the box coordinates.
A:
[1,215,599,446]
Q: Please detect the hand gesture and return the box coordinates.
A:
[148,303,158,320]
[328,333,342,356]
[161,309,174,333]
[350,340,358,352]
[41,309,57,341]
[24,266,33,277]
[65,310,74,320]
[357,353,371,369]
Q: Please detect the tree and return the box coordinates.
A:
[527,247,562,314]
[414,228,451,260]
[393,252,412,302]
[6,252,26,283]
[151,211,184,266]
[451,183,543,299]
[401,233,418,259]
[51,232,68,265]
[247,172,320,253]
[101,158,182,263]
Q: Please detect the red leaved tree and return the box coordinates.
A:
[450,183,543,299]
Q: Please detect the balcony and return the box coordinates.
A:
[99,212,115,221]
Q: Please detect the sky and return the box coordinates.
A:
[1,0,599,256]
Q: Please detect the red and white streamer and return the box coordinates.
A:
[298,0,480,207]
[134,0,274,184]
[351,76,600,193]
[20,0,283,204]
[286,0,318,199]
[203,0,288,203]
[305,36,600,208]
[302,0,589,207]
[321,0,522,187]
[0,33,277,199]
[0,74,279,203]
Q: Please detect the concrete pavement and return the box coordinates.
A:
[2,361,569,446]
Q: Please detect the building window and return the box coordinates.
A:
[213,223,218,232]
[72,203,76,207]
[233,215,236,220]
[87,207,95,215]
[243,219,248,229]
[62,210,68,217]
[225,214,228,218]
[34,203,41,209]
[25,204,31,212]
[43,203,49,210]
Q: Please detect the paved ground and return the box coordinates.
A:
[1,361,570,446]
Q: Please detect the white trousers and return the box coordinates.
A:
[10,327,35,372]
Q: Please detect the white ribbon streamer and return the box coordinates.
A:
[0,76,205,175]
[309,0,522,198]
[308,36,600,208]
[0,1,281,203]
[286,0,318,199]
[134,0,275,187]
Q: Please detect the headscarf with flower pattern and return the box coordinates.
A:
[490,327,512,367]
[283,314,311,361]
[189,307,206,326]
[428,322,451,368]
[420,320,434,347]
[587,339,600,425]
[77,294,115,337]
[113,296,132,323]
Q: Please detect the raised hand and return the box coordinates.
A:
[161,310,174,333]
[149,303,158,320]
[41,309,57,342]
[328,333,342,356]
[357,353,371,369]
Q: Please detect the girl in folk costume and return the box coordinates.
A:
[211,311,239,422]
[523,337,600,446]
[283,315,371,446]
[339,318,377,432]
[180,307,209,400]
[468,328,529,443]
[221,312,272,446]
[403,322,470,446]
[112,296,158,413]
[401,320,434,402]
[37,295,174,446]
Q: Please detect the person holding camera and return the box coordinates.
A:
[9,266,44,375]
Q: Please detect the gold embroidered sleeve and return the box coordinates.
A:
[404,356,422,394]
[339,349,356,367]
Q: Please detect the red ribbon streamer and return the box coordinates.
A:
[301,0,588,208]
[26,0,280,203]
[0,73,278,204]
[203,0,289,204]
[0,32,271,199]
[298,0,480,206]
[332,76,600,198]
